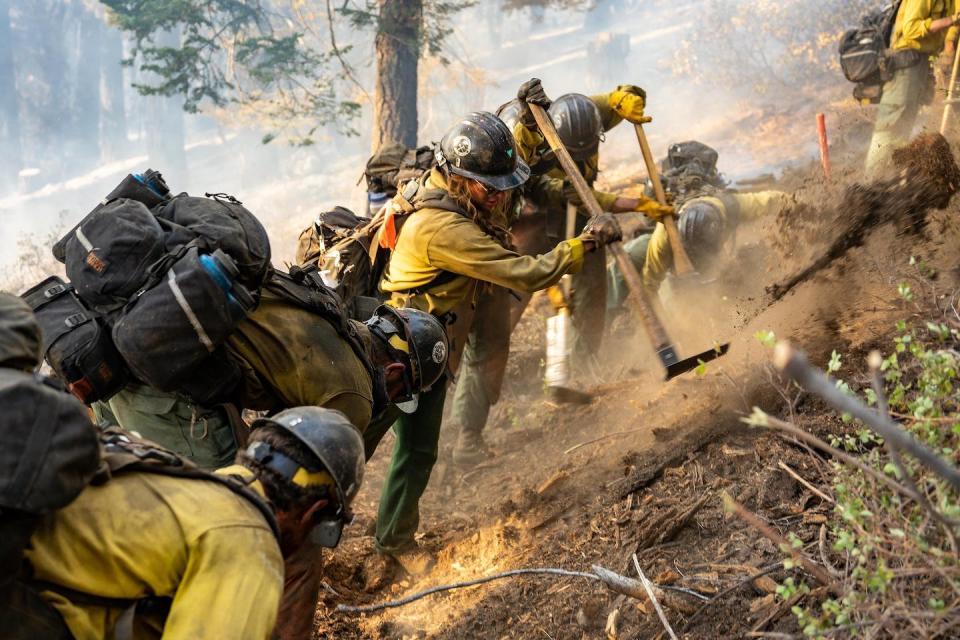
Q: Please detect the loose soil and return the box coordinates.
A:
[312,130,960,638]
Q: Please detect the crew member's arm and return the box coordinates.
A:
[425,218,586,293]
[899,2,960,42]
[162,526,284,640]
[733,190,792,222]
[641,223,673,295]
[591,84,647,129]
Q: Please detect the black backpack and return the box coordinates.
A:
[0,368,101,594]
[838,1,903,103]
[21,276,128,404]
[364,142,435,197]
[33,170,272,405]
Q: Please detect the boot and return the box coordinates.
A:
[389,544,436,577]
[452,429,492,466]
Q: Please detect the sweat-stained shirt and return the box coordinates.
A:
[642,191,791,294]
[24,465,283,640]
[225,281,375,430]
[892,0,957,54]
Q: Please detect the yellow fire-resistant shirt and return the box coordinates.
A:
[643,191,791,294]
[892,0,957,54]
[24,465,284,640]
[380,169,585,316]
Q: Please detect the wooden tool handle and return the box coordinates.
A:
[633,122,697,276]
[528,103,672,353]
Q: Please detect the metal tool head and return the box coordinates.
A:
[657,342,731,381]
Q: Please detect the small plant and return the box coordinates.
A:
[781,308,960,638]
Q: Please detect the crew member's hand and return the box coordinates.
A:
[580,213,623,250]
[608,84,647,124]
[517,78,552,108]
[635,199,675,223]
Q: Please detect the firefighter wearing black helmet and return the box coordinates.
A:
[639,190,791,296]
[447,79,671,466]
[372,110,621,568]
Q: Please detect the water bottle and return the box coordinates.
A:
[199,250,252,317]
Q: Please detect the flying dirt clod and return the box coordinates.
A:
[767,133,960,303]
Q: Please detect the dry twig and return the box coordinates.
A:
[633,554,679,640]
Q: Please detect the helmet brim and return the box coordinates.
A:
[449,157,530,192]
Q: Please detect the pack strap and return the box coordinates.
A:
[98,429,280,542]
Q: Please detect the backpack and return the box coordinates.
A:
[21,276,128,404]
[295,206,382,319]
[648,141,727,204]
[295,175,474,319]
[38,171,272,405]
[838,1,903,103]
[364,142,435,197]
[0,368,100,594]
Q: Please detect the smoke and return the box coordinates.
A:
[1,0,860,289]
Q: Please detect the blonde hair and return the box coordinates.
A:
[445,172,514,247]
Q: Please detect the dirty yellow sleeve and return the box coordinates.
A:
[26,470,283,640]
[894,0,956,53]
[642,222,673,294]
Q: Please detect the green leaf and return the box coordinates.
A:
[754,330,777,347]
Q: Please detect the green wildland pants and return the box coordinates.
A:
[93,385,238,469]
[865,61,932,175]
[606,233,651,315]
[373,377,448,554]
[449,286,512,438]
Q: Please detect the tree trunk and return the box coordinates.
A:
[144,28,186,186]
[0,0,22,192]
[72,7,102,172]
[99,23,127,162]
[372,0,421,150]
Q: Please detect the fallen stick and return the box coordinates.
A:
[336,564,690,615]
[722,492,834,587]
[774,342,960,492]
[633,554,679,640]
[564,426,649,455]
[777,460,834,504]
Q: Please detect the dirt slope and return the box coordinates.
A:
[313,140,960,639]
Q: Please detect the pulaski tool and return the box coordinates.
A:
[527,101,729,379]
[632,117,698,277]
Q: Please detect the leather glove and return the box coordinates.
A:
[608,84,647,124]
[581,213,623,248]
[518,78,552,107]
[518,78,552,128]
[635,198,675,223]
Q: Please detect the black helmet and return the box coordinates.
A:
[677,199,727,270]
[495,99,524,133]
[250,406,365,507]
[436,112,530,191]
[365,305,449,401]
[548,93,603,161]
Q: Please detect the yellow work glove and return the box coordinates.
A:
[635,198,675,223]
[608,84,647,124]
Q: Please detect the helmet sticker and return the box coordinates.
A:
[552,114,563,130]
[452,135,472,157]
[432,340,447,364]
